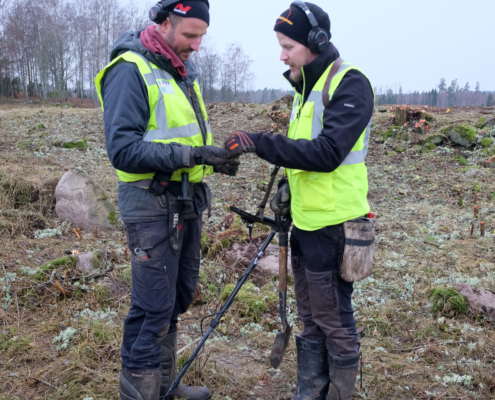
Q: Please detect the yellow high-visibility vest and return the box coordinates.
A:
[287,61,374,231]
[95,51,213,183]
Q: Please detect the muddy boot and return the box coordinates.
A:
[120,367,161,400]
[326,352,360,400]
[293,335,330,400]
[160,330,211,400]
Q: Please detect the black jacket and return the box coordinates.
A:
[256,42,374,173]
[100,29,211,218]
[101,28,209,175]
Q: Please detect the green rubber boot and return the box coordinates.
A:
[160,330,211,400]
[119,367,161,400]
[292,335,330,400]
[326,352,360,400]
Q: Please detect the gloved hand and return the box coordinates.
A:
[214,158,241,176]
[190,146,234,167]
[270,180,291,216]
[224,131,263,156]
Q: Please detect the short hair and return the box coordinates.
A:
[168,13,182,29]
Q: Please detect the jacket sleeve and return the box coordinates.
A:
[101,61,191,174]
[255,69,374,173]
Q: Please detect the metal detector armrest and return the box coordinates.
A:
[229,206,276,229]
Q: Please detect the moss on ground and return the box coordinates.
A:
[429,287,467,316]
[454,155,468,165]
[424,143,436,152]
[40,255,77,272]
[479,137,493,148]
[220,282,269,321]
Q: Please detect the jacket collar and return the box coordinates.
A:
[283,42,340,103]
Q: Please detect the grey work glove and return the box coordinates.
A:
[270,182,291,216]
[214,158,241,176]
[190,145,234,167]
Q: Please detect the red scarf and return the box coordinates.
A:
[140,26,187,78]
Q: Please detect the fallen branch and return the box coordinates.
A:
[28,377,58,390]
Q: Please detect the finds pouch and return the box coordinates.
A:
[340,217,375,282]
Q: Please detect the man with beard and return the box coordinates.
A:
[224,2,374,399]
[95,1,237,399]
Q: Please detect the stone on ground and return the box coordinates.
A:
[447,124,477,147]
[454,283,495,320]
[55,170,117,232]
[76,252,98,274]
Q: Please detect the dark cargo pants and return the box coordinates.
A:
[291,223,360,358]
[120,216,202,370]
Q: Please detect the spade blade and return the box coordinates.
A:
[269,322,292,368]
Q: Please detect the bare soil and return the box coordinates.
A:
[1,101,495,400]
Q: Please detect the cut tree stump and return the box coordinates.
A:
[395,105,409,126]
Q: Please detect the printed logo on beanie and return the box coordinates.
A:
[174,3,191,14]
[277,9,293,25]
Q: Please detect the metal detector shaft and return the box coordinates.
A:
[165,230,277,397]
[256,165,280,221]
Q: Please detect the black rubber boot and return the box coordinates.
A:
[293,335,330,400]
[159,330,211,400]
[326,352,360,400]
[119,367,161,400]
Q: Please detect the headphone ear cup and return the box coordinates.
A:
[149,3,169,24]
[308,28,329,54]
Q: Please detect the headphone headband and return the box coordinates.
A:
[291,0,318,28]
[289,0,329,54]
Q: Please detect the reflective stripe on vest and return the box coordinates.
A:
[95,51,214,183]
[286,61,374,231]
[306,62,372,166]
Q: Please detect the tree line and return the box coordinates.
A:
[0,0,290,106]
[375,79,494,108]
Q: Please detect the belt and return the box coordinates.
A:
[120,180,196,193]
[120,179,153,188]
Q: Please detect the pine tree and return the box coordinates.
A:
[487,93,494,107]
[475,82,481,93]
[438,78,447,93]
[464,82,470,91]
[270,89,277,102]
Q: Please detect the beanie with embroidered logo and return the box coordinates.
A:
[168,1,210,26]
[273,2,331,48]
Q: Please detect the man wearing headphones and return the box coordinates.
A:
[224,2,374,399]
[95,1,236,399]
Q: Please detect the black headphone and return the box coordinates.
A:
[149,0,210,24]
[290,1,329,54]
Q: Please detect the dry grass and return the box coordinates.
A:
[1,103,495,399]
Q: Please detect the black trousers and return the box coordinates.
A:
[121,216,202,369]
[290,223,360,357]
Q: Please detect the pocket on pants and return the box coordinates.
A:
[306,269,336,309]
[131,257,171,313]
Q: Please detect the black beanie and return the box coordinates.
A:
[274,2,331,48]
[168,1,210,26]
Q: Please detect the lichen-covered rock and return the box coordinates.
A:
[481,115,495,129]
[55,170,117,232]
[76,252,99,274]
[454,283,495,320]
[448,124,477,147]
[421,134,445,145]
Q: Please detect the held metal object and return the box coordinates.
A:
[269,216,293,368]
[165,208,278,397]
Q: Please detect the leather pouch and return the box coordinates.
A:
[340,217,375,282]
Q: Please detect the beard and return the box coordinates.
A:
[289,69,303,83]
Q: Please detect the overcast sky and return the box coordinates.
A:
[136,0,495,93]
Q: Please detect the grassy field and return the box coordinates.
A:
[1,101,495,399]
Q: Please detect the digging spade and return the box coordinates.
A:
[270,216,292,368]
